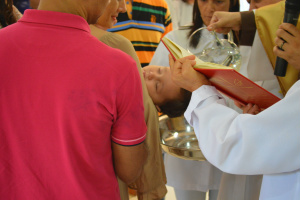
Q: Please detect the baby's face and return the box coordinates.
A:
[142,65,181,106]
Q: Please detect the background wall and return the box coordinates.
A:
[240,0,250,11]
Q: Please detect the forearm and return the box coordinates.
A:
[112,141,148,185]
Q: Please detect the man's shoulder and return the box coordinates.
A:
[0,22,18,33]
[0,23,22,46]
[87,34,127,55]
[99,32,132,49]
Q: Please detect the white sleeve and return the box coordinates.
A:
[185,83,300,175]
[150,31,178,67]
[149,40,170,67]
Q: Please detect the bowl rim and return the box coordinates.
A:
[159,115,206,161]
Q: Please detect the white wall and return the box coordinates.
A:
[240,0,250,11]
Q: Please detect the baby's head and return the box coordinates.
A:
[142,65,192,118]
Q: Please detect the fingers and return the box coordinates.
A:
[169,55,210,92]
[207,12,227,33]
[168,54,175,68]
[234,101,246,109]
[209,13,220,25]
[169,54,196,76]
[273,23,300,69]
[273,44,288,60]
[278,23,300,37]
[251,105,261,115]
[274,37,287,51]
[177,55,196,62]
[169,54,181,78]
[169,54,196,68]
[207,26,231,34]
[275,23,300,50]
[236,102,261,115]
[242,103,251,114]
[208,14,231,34]
[243,103,261,115]
[207,12,241,33]
[180,59,197,81]
[179,56,196,68]
[275,29,293,46]
[172,55,196,73]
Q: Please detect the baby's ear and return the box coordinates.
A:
[155,105,161,112]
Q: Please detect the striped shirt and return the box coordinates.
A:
[108,0,173,67]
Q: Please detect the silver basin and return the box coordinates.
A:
[159,115,206,161]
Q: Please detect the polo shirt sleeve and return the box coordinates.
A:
[111,63,147,146]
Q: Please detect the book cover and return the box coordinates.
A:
[161,37,281,109]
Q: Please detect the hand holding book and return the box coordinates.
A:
[168,54,211,92]
[163,37,281,109]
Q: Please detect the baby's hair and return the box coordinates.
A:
[160,88,192,118]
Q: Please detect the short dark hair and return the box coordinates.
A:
[159,88,192,118]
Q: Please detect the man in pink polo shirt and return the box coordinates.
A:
[0,0,148,199]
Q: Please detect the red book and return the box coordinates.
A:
[161,37,281,109]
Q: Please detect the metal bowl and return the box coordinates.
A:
[159,115,206,161]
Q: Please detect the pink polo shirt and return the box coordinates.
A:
[0,10,146,199]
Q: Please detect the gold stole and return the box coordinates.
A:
[255,1,299,96]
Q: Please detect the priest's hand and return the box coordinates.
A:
[207,11,242,34]
[274,23,300,71]
[168,54,210,92]
[234,102,262,115]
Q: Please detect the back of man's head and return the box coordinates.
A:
[38,0,110,24]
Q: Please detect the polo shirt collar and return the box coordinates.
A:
[19,9,90,33]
